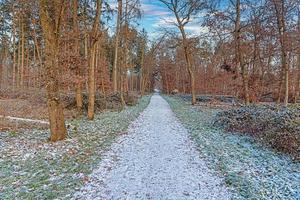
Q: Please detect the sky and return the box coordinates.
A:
[107,0,208,40]
[140,0,209,39]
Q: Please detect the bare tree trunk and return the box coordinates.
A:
[140,40,146,95]
[33,36,36,87]
[281,34,289,105]
[179,27,196,105]
[87,0,102,120]
[0,50,3,90]
[273,0,289,106]
[119,0,130,106]
[88,44,96,119]
[294,14,300,103]
[235,0,250,105]
[277,69,283,103]
[252,20,263,101]
[32,19,43,88]
[295,55,300,103]
[12,10,16,90]
[20,16,25,88]
[26,46,30,87]
[39,0,67,142]
[166,1,197,105]
[17,15,21,87]
[73,0,83,114]
[112,0,122,92]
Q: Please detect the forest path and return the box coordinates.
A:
[74,94,230,200]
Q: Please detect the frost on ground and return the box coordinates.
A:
[74,94,230,200]
[165,96,300,200]
[0,96,150,199]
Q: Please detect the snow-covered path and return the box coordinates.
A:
[74,94,230,200]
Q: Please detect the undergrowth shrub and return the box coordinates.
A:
[214,105,300,158]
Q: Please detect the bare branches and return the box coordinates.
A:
[158,0,204,104]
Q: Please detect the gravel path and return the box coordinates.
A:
[74,94,230,200]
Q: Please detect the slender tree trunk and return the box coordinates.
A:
[84,34,88,59]
[112,0,122,92]
[273,0,289,106]
[119,1,130,105]
[140,42,145,95]
[88,44,96,119]
[171,5,196,104]
[131,73,134,91]
[87,0,102,120]
[39,0,67,142]
[26,47,29,87]
[17,15,21,87]
[281,33,289,105]
[277,71,283,103]
[33,37,36,87]
[181,30,196,105]
[20,16,25,88]
[295,54,300,103]
[32,19,43,87]
[0,49,3,90]
[73,0,83,114]
[235,0,250,105]
[12,13,16,90]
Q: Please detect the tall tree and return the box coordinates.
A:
[112,0,122,92]
[159,0,203,105]
[87,0,102,120]
[11,3,17,90]
[72,0,83,114]
[295,11,300,103]
[272,0,289,106]
[138,30,147,95]
[39,0,67,142]
[235,0,250,105]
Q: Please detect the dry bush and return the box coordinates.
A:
[214,105,300,158]
[124,92,140,106]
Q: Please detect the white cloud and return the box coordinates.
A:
[185,25,209,35]
[141,3,170,16]
[153,16,177,27]
[105,1,209,38]
[106,1,170,16]
[152,15,209,36]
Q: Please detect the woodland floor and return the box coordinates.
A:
[165,96,300,199]
[0,95,75,132]
[0,94,299,199]
[0,96,151,199]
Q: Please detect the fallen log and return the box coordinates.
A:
[0,115,49,125]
